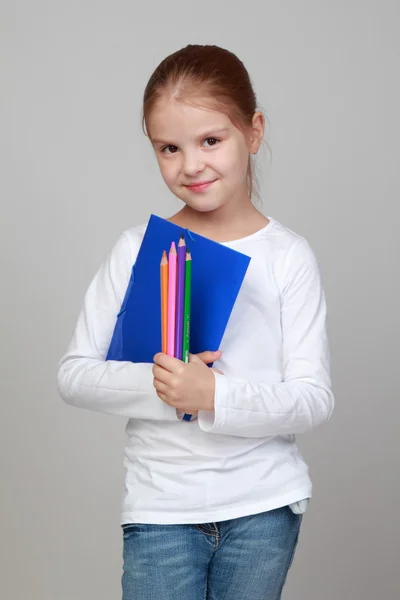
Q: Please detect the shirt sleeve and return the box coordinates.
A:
[197,238,334,438]
[57,231,179,422]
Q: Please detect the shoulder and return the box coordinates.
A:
[123,221,147,241]
[258,217,316,264]
[265,216,307,250]
[110,222,147,262]
[263,217,321,290]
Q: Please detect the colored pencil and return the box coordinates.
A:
[182,250,192,364]
[175,234,186,359]
[160,250,168,354]
[167,241,177,356]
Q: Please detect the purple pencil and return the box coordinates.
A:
[175,234,186,359]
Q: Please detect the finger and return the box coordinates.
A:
[189,353,213,366]
[195,350,222,364]
[153,353,183,374]
[152,364,173,385]
[153,378,168,394]
[156,391,170,404]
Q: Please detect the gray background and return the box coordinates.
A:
[1,1,399,599]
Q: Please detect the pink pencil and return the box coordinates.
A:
[167,241,177,356]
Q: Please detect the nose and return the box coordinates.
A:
[181,150,204,177]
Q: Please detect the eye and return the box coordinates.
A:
[203,137,220,148]
[161,145,179,155]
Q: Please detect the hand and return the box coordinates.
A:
[152,350,223,414]
[181,351,223,417]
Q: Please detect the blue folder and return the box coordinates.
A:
[106,214,251,364]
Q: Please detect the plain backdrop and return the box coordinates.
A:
[1,1,399,599]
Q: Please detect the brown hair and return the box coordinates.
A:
[142,44,266,200]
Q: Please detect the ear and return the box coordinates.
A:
[248,112,265,154]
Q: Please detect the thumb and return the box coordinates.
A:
[212,368,224,375]
[192,350,222,365]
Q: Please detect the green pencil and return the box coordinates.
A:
[182,250,192,364]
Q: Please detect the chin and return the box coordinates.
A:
[190,201,222,213]
[176,192,229,214]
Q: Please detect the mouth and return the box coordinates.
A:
[184,179,217,192]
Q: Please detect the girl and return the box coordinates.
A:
[58,44,334,600]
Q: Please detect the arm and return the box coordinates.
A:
[198,239,334,437]
[57,231,179,421]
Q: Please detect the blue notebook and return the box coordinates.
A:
[106,214,251,364]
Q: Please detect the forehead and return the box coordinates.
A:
[147,98,234,141]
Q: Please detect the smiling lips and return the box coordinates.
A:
[184,179,217,192]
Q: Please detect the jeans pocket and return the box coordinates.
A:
[287,513,302,571]
[121,523,144,536]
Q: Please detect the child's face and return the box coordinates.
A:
[148,98,254,214]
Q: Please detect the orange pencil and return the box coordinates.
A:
[160,250,168,353]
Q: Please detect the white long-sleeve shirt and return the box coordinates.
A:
[57,216,334,525]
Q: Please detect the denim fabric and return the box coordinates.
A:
[121,506,302,600]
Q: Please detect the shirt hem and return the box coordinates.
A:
[120,486,312,525]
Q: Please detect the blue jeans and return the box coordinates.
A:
[121,506,302,600]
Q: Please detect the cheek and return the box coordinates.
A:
[217,144,248,180]
[157,158,178,185]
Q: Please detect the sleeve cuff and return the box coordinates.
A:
[198,371,229,433]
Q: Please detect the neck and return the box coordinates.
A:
[170,187,267,242]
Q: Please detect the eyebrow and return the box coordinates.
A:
[151,127,230,145]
